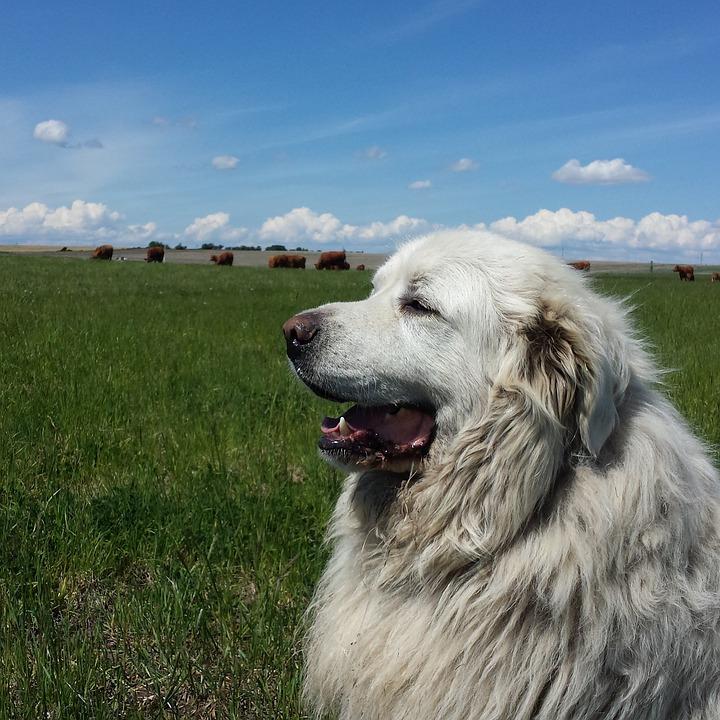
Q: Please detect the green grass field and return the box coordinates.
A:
[0,257,718,718]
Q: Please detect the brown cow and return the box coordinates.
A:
[315,251,349,270]
[90,244,113,260]
[356,264,366,271]
[673,264,695,281]
[268,254,306,269]
[567,260,590,271]
[145,246,165,263]
[711,272,720,283]
[210,251,234,266]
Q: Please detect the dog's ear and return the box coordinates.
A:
[520,301,619,457]
[577,355,619,456]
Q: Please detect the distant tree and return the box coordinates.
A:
[293,247,308,252]
[227,245,262,251]
[201,242,224,250]
[174,243,187,250]
[265,244,287,252]
[148,240,165,248]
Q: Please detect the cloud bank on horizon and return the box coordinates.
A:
[2,200,719,261]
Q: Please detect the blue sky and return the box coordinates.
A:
[1,0,719,259]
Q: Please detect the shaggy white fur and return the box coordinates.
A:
[288,231,720,720]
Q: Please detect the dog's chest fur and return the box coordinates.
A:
[304,477,572,720]
[304,461,720,720]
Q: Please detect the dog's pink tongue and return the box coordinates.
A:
[322,405,434,445]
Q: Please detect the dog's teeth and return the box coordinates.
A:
[339,417,351,437]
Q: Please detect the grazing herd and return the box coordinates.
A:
[87,245,718,280]
[87,244,367,270]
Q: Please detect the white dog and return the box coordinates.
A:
[283,231,720,720]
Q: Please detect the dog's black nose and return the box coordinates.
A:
[282,312,322,360]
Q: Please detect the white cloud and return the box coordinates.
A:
[0,200,161,245]
[363,145,387,160]
[409,179,432,190]
[259,207,430,246]
[489,207,720,252]
[183,212,248,244]
[33,119,103,150]
[212,155,239,170]
[259,207,356,244]
[0,202,51,237]
[184,212,230,240]
[450,157,477,172]
[33,119,70,146]
[634,212,718,250]
[43,200,122,230]
[0,200,120,235]
[490,208,606,247]
[357,215,431,241]
[552,158,650,185]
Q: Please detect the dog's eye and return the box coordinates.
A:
[402,298,434,315]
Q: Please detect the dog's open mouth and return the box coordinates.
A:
[319,404,436,468]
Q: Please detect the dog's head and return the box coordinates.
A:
[284,231,637,489]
